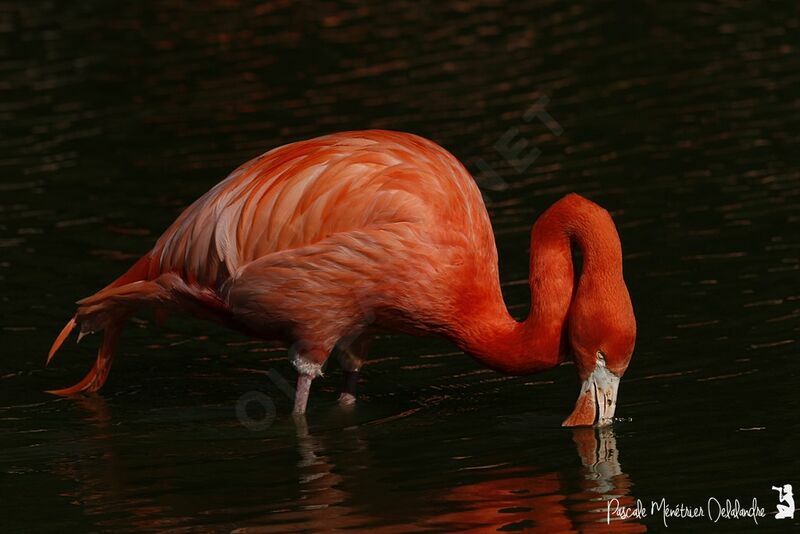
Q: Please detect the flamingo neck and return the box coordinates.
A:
[453,194,622,375]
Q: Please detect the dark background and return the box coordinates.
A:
[1,1,798,532]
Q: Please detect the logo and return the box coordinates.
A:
[605,485,797,527]
[772,483,795,520]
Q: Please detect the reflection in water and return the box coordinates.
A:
[420,428,644,533]
[52,396,177,531]
[56,400,644,532]
[568,427,642,533]
[574,426,622,494]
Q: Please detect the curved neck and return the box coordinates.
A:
[452,194,622,375]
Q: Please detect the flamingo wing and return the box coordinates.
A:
[149,130,497,291]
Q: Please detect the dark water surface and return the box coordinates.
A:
[2,1,799,532]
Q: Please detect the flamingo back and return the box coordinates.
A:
[150,130,497,289]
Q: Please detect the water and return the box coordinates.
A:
[2,1,799,532]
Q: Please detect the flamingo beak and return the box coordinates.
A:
[562,353,620,427]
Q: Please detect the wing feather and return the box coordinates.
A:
[149,130,495,291]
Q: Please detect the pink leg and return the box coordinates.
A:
[338,370,359,406]
[293,374,314,415]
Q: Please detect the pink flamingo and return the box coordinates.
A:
[47,130,636,426]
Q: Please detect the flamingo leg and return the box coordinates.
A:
[338,370,359,406]
[293,374,314,415]
[336,336,369,406]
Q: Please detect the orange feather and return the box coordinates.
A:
[45,130,635,425]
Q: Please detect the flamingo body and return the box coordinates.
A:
[154,130,500,346]
[47,130,636,425]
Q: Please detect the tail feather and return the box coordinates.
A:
[45,253,231,396]
[47,317,77,366]
[46,323,123,396]
[46,254,157,396]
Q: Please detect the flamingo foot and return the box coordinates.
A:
[338,392,356,406]
[338,369,359,406]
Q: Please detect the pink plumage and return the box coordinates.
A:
[47,130,636,426]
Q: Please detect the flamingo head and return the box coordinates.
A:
[561,279,636,427]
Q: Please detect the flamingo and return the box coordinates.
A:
[46,130,636,426]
